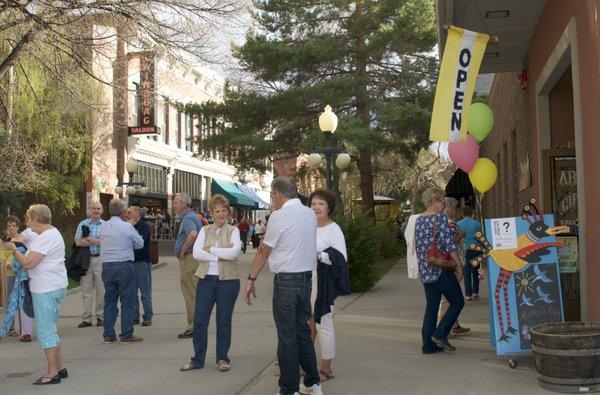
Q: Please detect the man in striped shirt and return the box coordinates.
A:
[245,177,323,395]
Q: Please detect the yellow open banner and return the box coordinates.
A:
[429,26,489,142]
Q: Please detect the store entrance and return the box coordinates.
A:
[540,66,581,321]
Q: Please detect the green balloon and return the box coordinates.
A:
[468,102,494,142]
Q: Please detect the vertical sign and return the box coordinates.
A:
[551,156,577,227]
[485,214,564,356]
[129,52,157,135]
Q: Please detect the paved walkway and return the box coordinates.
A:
[0,252,549,394]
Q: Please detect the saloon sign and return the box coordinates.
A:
[129,52,157,136]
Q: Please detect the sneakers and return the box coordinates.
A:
[133,318,140,325]
[141,318,152,327]
[96,318,103,327]
[103,337,117,344]
[78,321,92,328]
[299,383,323,395]
[431,336,456,352]
[120,335,143,344]
[450,325,471,337]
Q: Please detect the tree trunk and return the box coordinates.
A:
[354,3,375,221]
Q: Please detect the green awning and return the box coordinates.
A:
[211,179,257,208]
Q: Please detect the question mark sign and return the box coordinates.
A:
[503,222,510,231]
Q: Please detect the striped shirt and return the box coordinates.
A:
[264,198,317,273]
[75,218,103,255]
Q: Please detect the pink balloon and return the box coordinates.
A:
[448,134,480,172]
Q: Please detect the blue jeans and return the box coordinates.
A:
[102,261,136,340]
[273,272,320,395]
[133,261,153,319]
[191,276,240,367]
[422,270,465,352]
[464,250,481,297]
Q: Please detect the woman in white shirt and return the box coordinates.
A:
[180,194,242,373]
[3,204,68,385]
[308,188,348,382]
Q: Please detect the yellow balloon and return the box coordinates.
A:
[468,158,498,194]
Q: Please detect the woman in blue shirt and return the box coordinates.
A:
[414,187,465,353]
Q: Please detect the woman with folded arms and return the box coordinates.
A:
[3,204,68,385]
[181,194,242,372]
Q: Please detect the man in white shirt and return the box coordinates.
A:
[245,177,322,395]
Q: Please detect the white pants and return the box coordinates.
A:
[19,308,33,335]
[81,256,104,321]
[311,272,336,360]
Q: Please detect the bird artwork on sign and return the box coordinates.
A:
[532,264,552,284]
[520,294,534,307]
[535,286,554,304]
[469,199,573,343]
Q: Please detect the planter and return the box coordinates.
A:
[531,322,600,393]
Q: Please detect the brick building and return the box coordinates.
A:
[436,0,600,321]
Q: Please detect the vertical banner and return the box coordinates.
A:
[485,214,564,356]
[129,51,157,135]
[429,26,489,142]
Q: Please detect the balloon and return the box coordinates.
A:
[448,134,479,172]
[469,158,498,194]
[468,102,494,142]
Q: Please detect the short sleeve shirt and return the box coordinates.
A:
[264,198,317,273]
[75,218,103,255]
[415,213,458,283]
[174,209,203,255]
[457,217,482,250]
[27,227,68,293]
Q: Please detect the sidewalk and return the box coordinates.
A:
[0,253,549,394]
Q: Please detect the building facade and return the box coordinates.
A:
[86,25,272,219]
[437,0,600,321]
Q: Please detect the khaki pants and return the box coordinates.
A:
[82,256,104,322]
[179,254,199,332]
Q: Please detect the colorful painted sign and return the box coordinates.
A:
[485,214,564,356]
[429,26,489,142]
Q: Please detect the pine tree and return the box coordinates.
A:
[187,0,438,217]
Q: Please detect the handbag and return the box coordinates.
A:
[426,217,455,271]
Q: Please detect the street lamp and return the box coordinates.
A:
[114,159,149,195]
[307,105,350,189]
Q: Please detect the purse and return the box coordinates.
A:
[426,218,455,271]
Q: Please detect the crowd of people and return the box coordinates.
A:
[0,177,349,395]
[0,178,491,393]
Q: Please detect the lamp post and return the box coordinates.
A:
[115,159,149,196]
[307,105,351,189]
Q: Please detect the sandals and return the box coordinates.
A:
[33,374,61,385]
[217,360,230,372]
[319,370,335,382]
[8,329,19,337]
[180,362,203,372]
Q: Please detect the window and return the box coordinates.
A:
[163,97,169,145]
[185,113,192,151]
[176,111,182,149]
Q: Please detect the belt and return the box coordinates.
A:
[90,254,100,257]
[273,271,312,281]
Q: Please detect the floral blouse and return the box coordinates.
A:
[414,213,458,283]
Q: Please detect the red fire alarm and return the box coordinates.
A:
[518,69,528,90]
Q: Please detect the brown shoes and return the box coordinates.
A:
[78,321,92,328]
[20,334,31,342]
[120,335,143,344]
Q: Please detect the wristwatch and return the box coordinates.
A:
[247,274,257,281]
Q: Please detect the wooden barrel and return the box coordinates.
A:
[531,322,600,393]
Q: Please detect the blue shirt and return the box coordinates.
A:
[75,218,103,255]
[100,216,144,263]
[457,217,482,250]
[174,209,203,255]
[415,213,458,283]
